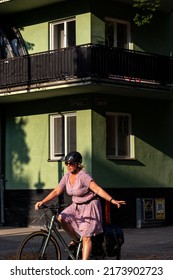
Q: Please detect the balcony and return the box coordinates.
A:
[0,44,173,101]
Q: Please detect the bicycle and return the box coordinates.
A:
[16,204,123,260]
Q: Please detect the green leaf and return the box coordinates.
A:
[133,0,164,26]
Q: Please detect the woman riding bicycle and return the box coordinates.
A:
[35,151,126,260]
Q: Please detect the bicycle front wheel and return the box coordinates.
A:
[16,230,61,260]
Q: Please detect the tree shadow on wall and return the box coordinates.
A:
[24,41,35,51]
[5,117,31,227]
[18,27,35,52]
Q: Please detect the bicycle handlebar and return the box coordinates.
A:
[38,203,69,210]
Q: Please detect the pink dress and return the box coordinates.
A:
[59,169,103,237]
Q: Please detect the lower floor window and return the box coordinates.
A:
[106,112,134,159]
[49,111,134,161]
[49,112,76,160]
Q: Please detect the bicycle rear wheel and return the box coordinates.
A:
[16,230,61,260]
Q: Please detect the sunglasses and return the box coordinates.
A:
[65,162,75,166]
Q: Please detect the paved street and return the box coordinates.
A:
[0,227,71,260]
[0,226,173,260]
[122,226,173,260]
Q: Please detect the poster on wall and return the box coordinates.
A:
[155,198,165,220]
[143,198,154,220]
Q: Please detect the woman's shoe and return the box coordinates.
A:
[68,239,79,250]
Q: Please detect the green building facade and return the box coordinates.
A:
[1,0,173,228]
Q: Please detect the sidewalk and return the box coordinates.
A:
[0,226,37,236]
[0,225,173,259]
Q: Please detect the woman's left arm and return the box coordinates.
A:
[89,180,126,208]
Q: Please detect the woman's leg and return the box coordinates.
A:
[58,214,78,242]
[82,236,92,260]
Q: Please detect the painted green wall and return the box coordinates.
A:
[76,13,105,45]
[91,14,105,44]
[20,22,48,54]
[20,12,104,53]
[91,110,106,186]
[91,98,173,189]
[6,114,58,190]
[76,13,91,45]
[17,3,173,57]
[77,110,92,174]
[5,97,173,191]
[5,109,93,190]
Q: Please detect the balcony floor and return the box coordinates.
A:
[0,77,172,104]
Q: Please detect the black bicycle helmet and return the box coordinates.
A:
[65,151,82,165]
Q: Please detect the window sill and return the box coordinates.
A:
[107,156,136,160]
[47,158,64,162]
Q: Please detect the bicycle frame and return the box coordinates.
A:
[40,208,82,260]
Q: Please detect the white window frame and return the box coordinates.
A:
[49,18,76,50]
[106,112,135,159]
[105,17,132,49]
[49,112,76,161]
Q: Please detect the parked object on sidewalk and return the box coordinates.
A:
[103,223,124,258]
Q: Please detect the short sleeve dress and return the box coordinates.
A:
[59,169,103,237]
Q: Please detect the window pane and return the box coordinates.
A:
[67,115,76,152]
[67,21,75,47]
[50,113,76,160]
[118,115,129,156]
[117,23,127,49]
[54,117,64,156]
[54,23,64,49]
[105,19,129,49]
[105,20,114,47]
[106,113,132,158]
[106,115,116,155]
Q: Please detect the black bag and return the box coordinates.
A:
[103,223,124,257]
[91,233,105,258]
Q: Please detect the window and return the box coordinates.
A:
[49,113,76,160]
[50,18,76,50]
[105,18,131,49]
[106,112,134,159]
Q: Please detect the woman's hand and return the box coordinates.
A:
[111,199,126,208]
[35,201,44,210]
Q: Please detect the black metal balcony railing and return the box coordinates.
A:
[0,44,173,92]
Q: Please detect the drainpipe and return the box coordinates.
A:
[136,198,142,228]
[0,110,6,226]
[0,175,5,225]
[0,175,7,226]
